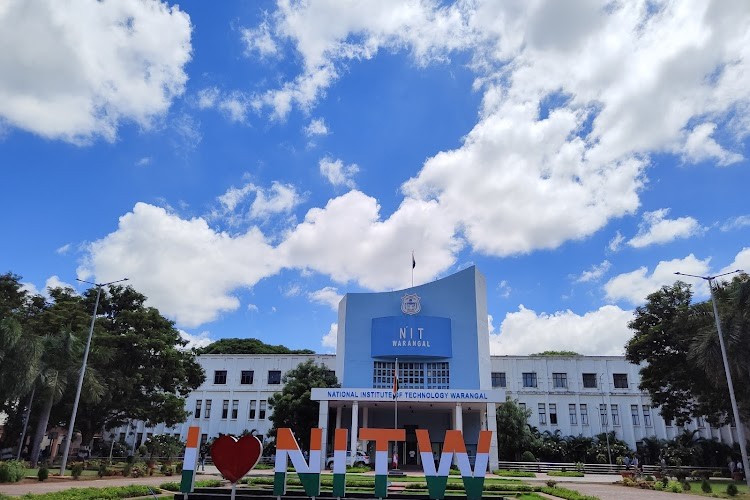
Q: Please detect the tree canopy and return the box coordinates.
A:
[626,276,750,426]
[197,337,315,355]
[529,350,580,356]
[0,273,205,461]
[268,360,338,451]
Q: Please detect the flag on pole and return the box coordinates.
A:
[392,362,399,398]
[412,252,416,269]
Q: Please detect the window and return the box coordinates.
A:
[519,402,526,411]
[204,400,212,418]
[214,370,227,384]
[613,373,628,389]
[118,432,126,443]
[569,404,577,425]
[549,404,558,425]
[538,403,547,424]
[696,416,705,428]
[631,405,640,426]
[491,372,506,388]
[249,400,257,420]
[373,361,396,388]
[426,362,449,388]
[200,434,208,448]
[231,400,239,419]
[240,370,254,385]
[222,400,229,419]
[326,370,336,380]
[259,400,267,419]
[580,404,589,425]
[599,404,608,426]
[643,405,652,427]
[268,370,281,384]
[136,433,143,445]
[194,400,202,419]
[611,404,620,425]
[552,373,568,389]
[399,362,426,388]
[522,372,537,388]
[582,373,597,388]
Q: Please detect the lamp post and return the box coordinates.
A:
[674,270,749,488]
[59,278,127,476]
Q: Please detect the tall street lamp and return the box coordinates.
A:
[59,278,127,476]
[675,270,749,488]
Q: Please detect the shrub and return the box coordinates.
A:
[521,451,536,462]
[548,471,584,477]
[546,480,557,488]
[667,480,682,493]
[540,486,598,500]
[130,465,144,478]
[712,471,723,478]
[122,463,132,477]
[493,469,535,477]
[653,481,664,491]
[701,479,711,493]
[175,461,183,473]
[160,481,180,491]
[681,480,690,491]
[71,462,84,479]
[622,477,636,487]
[38,466,49,482]
[690,470,700,479]
[644,475,654,481]
[727,483,738,496]
[0,460,26,483]
[196,479,223,487]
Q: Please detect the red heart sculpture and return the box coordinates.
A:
[210,435,262,483]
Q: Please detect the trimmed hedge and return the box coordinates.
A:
[494,469,535,477]
[548,471,584,477]
[0,460,26,483]
[13,485,159,500]
[540,486,600,500]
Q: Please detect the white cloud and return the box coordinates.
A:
[305,118,329,137]
[240,19,279,58]
[56,243,71,255]
[20,282,40,297]
[679,122,743,166]
[604,254,711,305]
[46,275,75,293]
[628,209,704,248]
[575,260,611,283]
[321,322,337,352]
[308,287,342,310]
[197,87,250,123]
[78,202,281,328]
[608,231,625,253]
[319,157,359,189]
[721,215,750,232]
[135,157,152,167]
[277,191,462,290]
[719,247,750,277]
[497,280,511,298]
[283,283,302,297]
[214,180,302,225]
[487,314,496,335]
[178,329,213,350]
[490,304,634,356]
[247,303,259,313]
[0,0,191,143]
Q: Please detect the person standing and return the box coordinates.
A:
[392,447,399,470]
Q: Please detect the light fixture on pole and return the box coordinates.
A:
[59,277,128,476]
[675,269,749,488]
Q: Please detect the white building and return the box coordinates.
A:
[116,267,744,467]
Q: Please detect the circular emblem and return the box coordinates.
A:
[401,293,421,315]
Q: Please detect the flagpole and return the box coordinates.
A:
[394,357,398,431]
[411,251,415,288]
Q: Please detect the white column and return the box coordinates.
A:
[362,406,369,428]
[454,403,463,431]
[487,403,499,471]
[318,400,329,470]
[335,405,342,429]
[350,401,359,452]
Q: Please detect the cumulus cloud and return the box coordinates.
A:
[490,304,634,356]
[575,260,611,283]
[628,209,704,248]
[0,0,191,142]
[679,122,743,166]
[196,87,250,123]
[721,215,750,232]
[214,180,302,225]
[319,157,359,188]
[608,231,625,253]
[719,247,750,277]
[487,314,496,335]
[78,202,280,328]
[308,287,342,310]
[305,118,329,137]
[321,322,337,351]
[179,329,213,350]
[46,275,75,293]
[240,19,279,58]
[604,254,711,305]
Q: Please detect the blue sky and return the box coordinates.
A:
[2,0,749,355]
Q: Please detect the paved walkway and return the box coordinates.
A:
[569,482,700,500]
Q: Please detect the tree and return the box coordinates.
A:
[197,337,315,355]
[626,277,750,426]
[495,397,533,460]
[268,360,338,451]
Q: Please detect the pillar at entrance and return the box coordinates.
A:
[486,402,499,471]
[454,403,463,431]
[335,405,342,429]
[318,400,329,469]
[350,401,359,452]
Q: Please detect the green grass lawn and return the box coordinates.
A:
[23,468,100,478]
[684,480,749,498]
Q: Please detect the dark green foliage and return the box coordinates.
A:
[496,398,533,460]
[528,351,580,356]
[701,478,711,493]
[38,465,49,481]
[626,276,750,426]
[13,485,158,499]
[144,434,183,461]
[71,462,84,479]
[521,451,536,462]
[268,360,339,451]
[540,486,599,500]
[0,460,26,482]
[727,482,738,496]
[196,337,314,355]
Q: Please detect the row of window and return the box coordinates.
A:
[491,372,629,389]
[373,361,450,389]
[193,399,268,420]
[212,369,280,385]
[521,402,653,427]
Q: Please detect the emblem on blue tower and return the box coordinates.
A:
[401,293,421,315]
